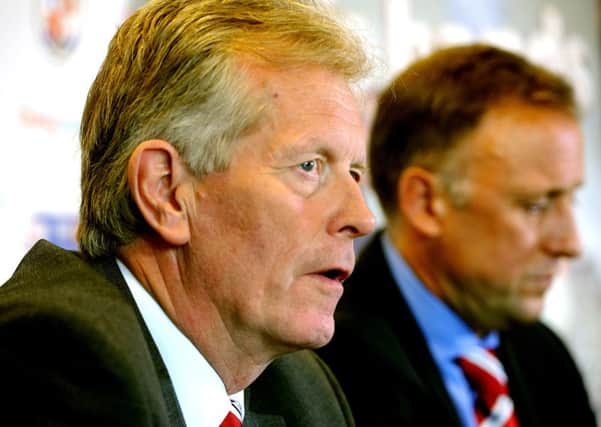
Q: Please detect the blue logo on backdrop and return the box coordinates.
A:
[30,213,78,250]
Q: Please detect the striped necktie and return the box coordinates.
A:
[220,399,243,427]
[456,348,520,427]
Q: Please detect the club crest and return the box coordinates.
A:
[37,0,86,58]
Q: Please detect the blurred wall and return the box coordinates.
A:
[0,0,137,280]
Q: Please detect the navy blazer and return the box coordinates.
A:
[318,232,596,426]
[0,240,354,426]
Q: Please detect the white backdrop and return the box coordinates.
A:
[0,0,599,421]
[0,0,133,281]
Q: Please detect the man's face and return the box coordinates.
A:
[434,101,583,333]
[186,65,375,356]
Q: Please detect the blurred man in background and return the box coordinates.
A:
[0,0,375,425]
[319,44,596,426]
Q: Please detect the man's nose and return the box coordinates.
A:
[542,202,581,259]
[328,177,376,239]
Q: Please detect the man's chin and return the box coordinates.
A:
[272,318,334,354]
[509,304,544,326]
[295,322,335,350]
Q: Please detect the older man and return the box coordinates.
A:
[0,1,375,425]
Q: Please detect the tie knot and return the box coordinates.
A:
[220,399,243,427]
[457,348,508,394]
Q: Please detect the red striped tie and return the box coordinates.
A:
[457,348,520,427]
[220,411,242,427]
[220,399,243,427]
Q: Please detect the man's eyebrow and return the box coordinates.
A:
[280,139,367,167]
[351,162,368,172]
[553,181,584,196]
[276,139,322,158]
[522,181,584,200]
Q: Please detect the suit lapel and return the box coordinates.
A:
[243,411,286,427]
[243,388,286,427]
[347,232,463,426]
[90,256,187,427]
[498,333,541,427]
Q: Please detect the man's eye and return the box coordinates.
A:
[350,169,361,183]
[524,199,550,214]
[299,160,318,173]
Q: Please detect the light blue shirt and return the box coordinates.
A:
[381,233,498,427]
[117,260,244,427]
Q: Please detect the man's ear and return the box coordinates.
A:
[128,139,191,246]
[397,166,446,237]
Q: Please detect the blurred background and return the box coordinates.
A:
[0,0,599,422]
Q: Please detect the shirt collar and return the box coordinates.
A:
[380,233,498,361]
[117,259,245,426]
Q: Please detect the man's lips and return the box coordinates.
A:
[315,267,351,283]
[304,265,352,285]
[525,272,557,293]
[301,251,355,285]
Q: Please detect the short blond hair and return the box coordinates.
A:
[78,0,370,257]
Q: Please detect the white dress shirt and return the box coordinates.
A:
[117,260,244,426]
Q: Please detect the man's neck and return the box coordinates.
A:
[117,237,272,393]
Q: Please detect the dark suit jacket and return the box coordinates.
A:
[318,232,597,427]
[0,240,354,426]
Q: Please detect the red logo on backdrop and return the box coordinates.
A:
[38,0,86,58]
